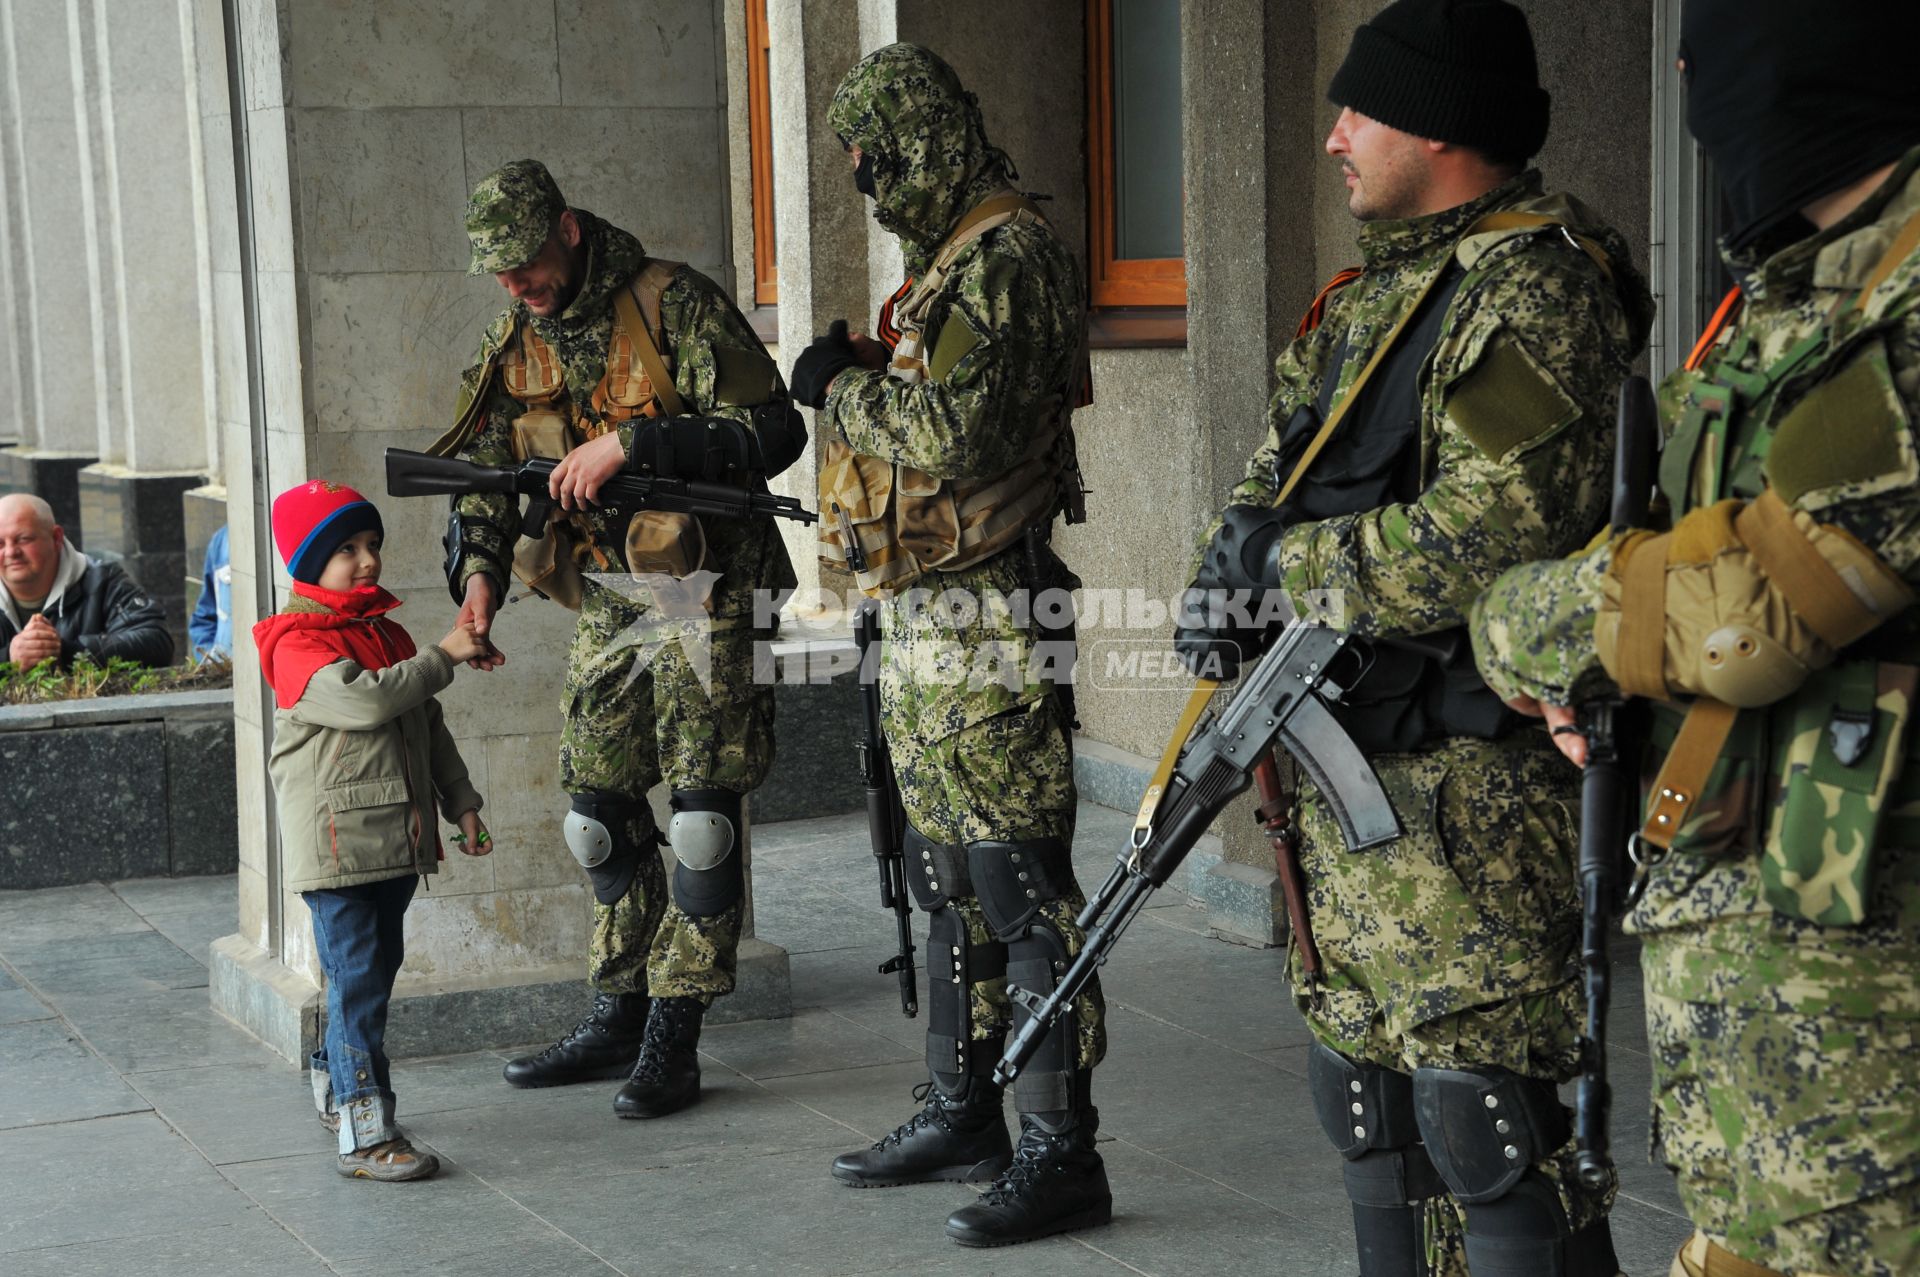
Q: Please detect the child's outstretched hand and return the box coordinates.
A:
[451,809,493,857]
[436,622,502,668]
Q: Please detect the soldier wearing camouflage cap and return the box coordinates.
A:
[787,44,1108,1247]
[441,158,806,1121]
[1175,2,1653,1273]
[1472,3,1920,1274]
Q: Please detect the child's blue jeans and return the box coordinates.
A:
[302,875,417,1154]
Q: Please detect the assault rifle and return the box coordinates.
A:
[853,601,918,1018]
[995,618,1403,1086]
[384,448,817,536]
[1572,375,1659,1189]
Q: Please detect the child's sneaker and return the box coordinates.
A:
[337,1138,439,1181]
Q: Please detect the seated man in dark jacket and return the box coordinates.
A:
[0,494,174,669]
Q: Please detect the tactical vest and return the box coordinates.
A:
[1644,214,1920,925]
[498,259,704,608]
[818,192,1087,597]
[1282,212,1613,753]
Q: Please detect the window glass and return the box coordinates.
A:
[1113,0,1183,262]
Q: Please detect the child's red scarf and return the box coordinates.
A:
[252,582,417,711]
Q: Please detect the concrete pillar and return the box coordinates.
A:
[209,0,791,1065]
[0,0,99,526]
[768,0,869,609]
[0,48,23,448]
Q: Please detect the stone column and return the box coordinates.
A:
[0,0,99,534]
[768,0,869,611]
[208,0,790,1065]
[69,0,213,649]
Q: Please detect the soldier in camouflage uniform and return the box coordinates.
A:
[446,160,803,1119]
[784,44,1110,1248]
[1470,6,1920,1274]
[1174,4,1653,1274]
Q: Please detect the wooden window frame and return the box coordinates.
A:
[746,0,777,306]
[1086,0,1186,310]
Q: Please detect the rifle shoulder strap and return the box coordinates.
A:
[428,313,517,457]
[615,259,688,418]
[1133,679,1220,842]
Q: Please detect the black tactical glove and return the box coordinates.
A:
[628,416,760,481]
[1171,504,1288,680]
[788,320,860,410]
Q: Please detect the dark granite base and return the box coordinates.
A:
[0,448,100,550]
[78,467,208,658]
[756,638,864,823]
[0,691,238,889]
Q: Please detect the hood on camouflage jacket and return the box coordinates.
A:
[827,43,1020,273]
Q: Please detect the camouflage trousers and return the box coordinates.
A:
[877,564,1106,1081]
[1290,733,1607,1276]
[1633,839,1920,1277]
[560,584,774,1005]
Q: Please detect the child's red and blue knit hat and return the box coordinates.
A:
[271,480,384,585]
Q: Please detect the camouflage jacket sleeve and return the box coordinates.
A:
[1473,302,1920,708]
[1272,239,1627,639]
[618,266,784,453]
[453,313,524,595]
[823,227,1077,481]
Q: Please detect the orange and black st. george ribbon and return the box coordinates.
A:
[1296,267,1364,340]
[1685,286,1744,371]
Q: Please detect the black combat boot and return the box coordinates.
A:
[502,991,649,1088]
[613,995,704,1119]
[944,1078,1112,1247]
[830,1076,1013,1187]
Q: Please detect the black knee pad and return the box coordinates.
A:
[967,838,1074,941]
[1413,1066,1616,1277]
[668,789,743,918]
[1309,1045,1442,1277]
[924,904,1006,1085]
[1004,916,1076,1114]
[1412,1066,1568,1204]
[904,825,972,911]
[568,791,654,905]
[1309,1042,1422,1157]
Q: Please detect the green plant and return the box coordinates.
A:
[0,654,233,706]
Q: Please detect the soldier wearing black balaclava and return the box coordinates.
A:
[1470,4,1920,1275]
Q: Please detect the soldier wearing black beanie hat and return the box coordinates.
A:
[1329,0,1550,165]
[1176,2,1654,1276]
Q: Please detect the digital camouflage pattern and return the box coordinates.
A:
[826,43,1019,275]
[452,207,795,622]
[826,44,1103,1076]
[1200,170,1651,1273]
[451,193,790,1005]
[1213,171,1654,626]
[823,44,1084,483]
[1470,152,1920,1274]
[562,587,771,1003]
[464,158,567,275]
